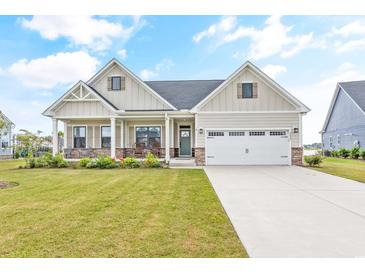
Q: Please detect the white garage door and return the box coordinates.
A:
[206,130,290,165]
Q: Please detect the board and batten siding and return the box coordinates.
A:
[55,101,113,117]
[196,113,300,147]
[90,65,171,110]
[201,69,296,112]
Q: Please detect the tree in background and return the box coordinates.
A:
[14,129,51,158]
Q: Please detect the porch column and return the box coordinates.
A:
[120,119,124,148]
[165,114,170,162]
[52,118,58,156]
[63,121,68,150]
[110,117,116,158]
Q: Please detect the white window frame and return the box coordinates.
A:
[71,125,88,149]
[241,82,254,99]
[337,134,341,146]
[100,125,112,149]
[329,136,333,148]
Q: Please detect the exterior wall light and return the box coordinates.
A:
[294,128,299,133]
[199,128,204,134]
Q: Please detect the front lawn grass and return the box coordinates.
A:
[0,160,246,258]
[309,157,365,183]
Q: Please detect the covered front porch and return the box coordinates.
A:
[52,113,196,163]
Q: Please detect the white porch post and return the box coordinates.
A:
[52,118,58,156]
[165,113,170,162]
[63,121,68,150]
[110,117,116,158]
[120,119,124,148]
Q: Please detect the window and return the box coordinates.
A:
[101,126,111,148]
[136,126,161,148]
[208,131,224,137]
[111,76,121,90]
[243,83,253,98]
[337,135,341,146]
[249,131,265,136]
[73,126,86,148]
[270,131,286,136]
[229,131,245,136]
[1,141,8,148]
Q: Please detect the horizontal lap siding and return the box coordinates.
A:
[196,113,299,147]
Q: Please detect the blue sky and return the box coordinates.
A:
[1,15,365,143]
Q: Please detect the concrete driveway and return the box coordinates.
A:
[204,166,365,257]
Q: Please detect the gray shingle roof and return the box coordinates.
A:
[340,80,365,113]
[144,80,224,110]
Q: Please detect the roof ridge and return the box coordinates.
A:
[339,80,365,84]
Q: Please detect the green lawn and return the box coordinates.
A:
[0,160,246,258]
[309,157,365,183]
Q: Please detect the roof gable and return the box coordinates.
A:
[42,81,118,117]
[321,83,365,133]
[87,59,177,110]
[192,61,310,112]
[0,111,14,126]
[339,81,365,113]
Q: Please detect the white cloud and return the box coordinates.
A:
[117,49,127,59]
[193,16,237,43]
[8,51,99,89]
[140,59,174,80]
[21,16,145,51]
[288,62,364,144]
[194,15,318,60]
[262,64,287,79]
[334,38,365,53]
[332,21,365,37]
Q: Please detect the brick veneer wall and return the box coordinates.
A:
[195,147,205,166]
[291,147,303,166]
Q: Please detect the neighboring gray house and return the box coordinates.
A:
[43,59,310,166]
[321,81,365,151]
[0,111,15,159]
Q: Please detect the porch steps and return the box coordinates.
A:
[169,158,196,168]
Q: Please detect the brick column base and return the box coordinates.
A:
[195,147,205,166]
[291,147,303,166]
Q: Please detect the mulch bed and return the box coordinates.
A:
[0,181,18,189]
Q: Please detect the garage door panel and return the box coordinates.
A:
[206,130,290,166]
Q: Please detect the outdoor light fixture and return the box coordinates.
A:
[294,128,299,133]
[199,128,204,134]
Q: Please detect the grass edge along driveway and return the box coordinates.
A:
[0,160,247,258]
[308,157,365,184]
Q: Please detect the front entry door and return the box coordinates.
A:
[179,129,191,156]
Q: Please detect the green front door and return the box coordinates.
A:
[180,129,191,156]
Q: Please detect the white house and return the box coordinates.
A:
[43,59,310,165]
[0,111,15,159]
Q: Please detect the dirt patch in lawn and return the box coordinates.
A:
[0,181,18,189]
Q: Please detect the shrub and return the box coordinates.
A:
[304,155,323,167]
[323,150,331,157]
[25,158,36,168]
[96,155,117,169]
[86,159,98,169]
[121,157,141,168]
[361,150,365,160]
[79,157,92,168]
[338,148,350,158]
[50,153,69,168]
[350,146,360,159]
[331,150,339,158]
[143,152,161,168]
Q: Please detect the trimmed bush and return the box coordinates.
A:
[338,148,350,158]
[304,155,323,167]
[79,157,92,168]
[121,157,141,168]
[86,159,98,169]
[350,146,360,159]
[96,156,117,169]
[331,150,339,158]
[323,150,331,157]
[143,152,161,168]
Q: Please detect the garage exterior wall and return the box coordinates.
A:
[196,112,300,148]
